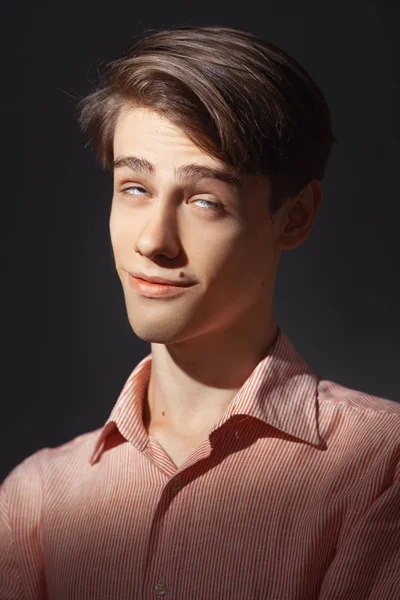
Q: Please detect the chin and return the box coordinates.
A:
[127,318,189,345]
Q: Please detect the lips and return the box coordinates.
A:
[127,272,195,298]
[129,272,194,287]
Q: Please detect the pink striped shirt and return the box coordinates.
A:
[1,328,399,599]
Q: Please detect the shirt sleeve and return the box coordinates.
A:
[0,451,48,599]
[318,459,400,599]
[0,481,25,599]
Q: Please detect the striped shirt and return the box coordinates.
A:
[1,327,399,599]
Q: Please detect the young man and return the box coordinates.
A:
[1,25,399,600]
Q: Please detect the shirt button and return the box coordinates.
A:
[155,580,167,596]
[171,478,183,495]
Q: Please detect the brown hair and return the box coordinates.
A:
[76,25,337,214]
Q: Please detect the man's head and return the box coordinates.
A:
[76,26,335,347]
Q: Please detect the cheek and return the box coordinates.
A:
[109,208,135,252]
[215,229,274,289]
[193,235,249,288]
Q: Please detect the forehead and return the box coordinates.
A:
[113,106,226,167]
[114,106,181,138]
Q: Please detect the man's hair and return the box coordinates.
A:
[76,25,337,215]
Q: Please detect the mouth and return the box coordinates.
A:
[126,272,196,298]
[128,271,194,287]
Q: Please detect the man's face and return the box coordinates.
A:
[110,106,282,346]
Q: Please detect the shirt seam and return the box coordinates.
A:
[321,397,400,418]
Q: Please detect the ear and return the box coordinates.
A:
[276,180,322,251]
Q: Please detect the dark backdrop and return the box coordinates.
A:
[2,0,399,482]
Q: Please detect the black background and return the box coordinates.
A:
[2,0,400,482]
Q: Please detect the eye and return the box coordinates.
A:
[120,186,223,212]
[122,186,148,196]
[192,198,223,211]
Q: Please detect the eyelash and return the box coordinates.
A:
[120,186,224,211]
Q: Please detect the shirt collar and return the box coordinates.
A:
[88,327,321,465]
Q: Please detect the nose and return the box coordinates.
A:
[134,196,181,260]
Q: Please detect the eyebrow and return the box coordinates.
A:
[113,155,242,188]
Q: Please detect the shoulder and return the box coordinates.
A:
[1,427,102,494]
[318,378,400,417]
[317,379,400,460]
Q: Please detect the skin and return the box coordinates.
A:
[110,106,322,464]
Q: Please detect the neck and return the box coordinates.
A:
[142,310,279,435]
